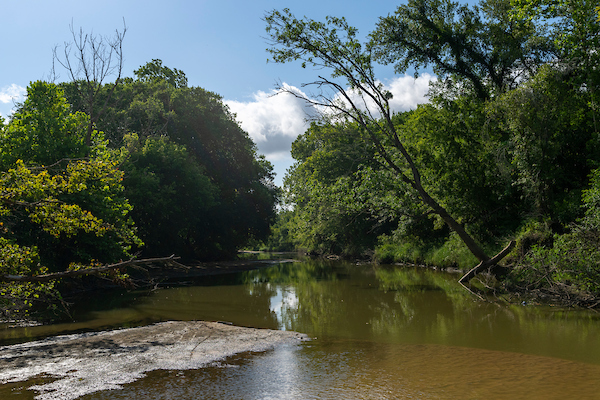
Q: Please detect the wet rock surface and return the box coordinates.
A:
[0,321,308,400]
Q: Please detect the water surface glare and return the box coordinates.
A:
[3,260,600,399]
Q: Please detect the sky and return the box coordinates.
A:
[0,0,435,187]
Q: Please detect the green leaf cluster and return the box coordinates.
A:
[0,82,140,317]
[121,134,216,259]
[509,172,600,297]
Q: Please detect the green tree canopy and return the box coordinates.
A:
[122,134,216,259]
[0,82,140,317]
[62,60,279,260]
[134,59,188,88]
[0,82,89,169]
[370,0,549,99]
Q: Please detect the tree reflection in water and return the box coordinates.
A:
[242,261,600,364]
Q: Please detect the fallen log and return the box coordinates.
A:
[459,240,516,285]
[0,255,182,283]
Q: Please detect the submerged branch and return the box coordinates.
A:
[459,240,516,285]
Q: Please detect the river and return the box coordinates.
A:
[3,259,600,399]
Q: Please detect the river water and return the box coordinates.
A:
[3,259,600,399]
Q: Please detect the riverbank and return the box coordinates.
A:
[130,256,301,281]
[56,256,300,299]
[0,320,308,400]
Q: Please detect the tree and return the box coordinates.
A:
[510,0,600,70]
[507,167,600,304]
[369,0,549,99]
[0,82,89,169]
[0,159,140,271]
[121,134,217,260]
[62,61,279,260]
[52,21,127,147]
[284,120,410,256]
[134,59,188,88]
[0,82,142,316]
[265,8,514,282]
[398,98,519,240]
[490,65,599,222]
[0,82,140,269]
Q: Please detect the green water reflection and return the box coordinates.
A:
[240,261,600,365]
[4,260,600,399]
[3,260,600,366]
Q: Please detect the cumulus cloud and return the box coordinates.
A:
[226,74,435,165]
[225,84,317,161]
[0,84,26,118]
[341,73,435,117]
[387,73,435,112]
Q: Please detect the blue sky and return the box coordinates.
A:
[0,0,435,186]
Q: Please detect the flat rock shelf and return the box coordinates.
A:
[0,321,308,400]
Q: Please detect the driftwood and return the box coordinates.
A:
[0,255,182,283]
[459,240,516,285]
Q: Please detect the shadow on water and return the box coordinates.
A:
[4,259,600,399]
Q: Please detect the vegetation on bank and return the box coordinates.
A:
[1,1,599,318]
[0,60,278,318]
[259,0,600,306]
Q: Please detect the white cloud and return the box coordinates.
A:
[224,74,435,187]
[340,73,435,117]
[226,74,435,162]
[226,84,316,161]
[387,73,435,112]
[0,84,26,118]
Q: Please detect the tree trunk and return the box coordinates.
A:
[459,240,516,284]
[417,189,491,263]
[0,255,181,283]
[410,180,515,285]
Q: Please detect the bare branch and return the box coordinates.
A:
[52,20,127,147]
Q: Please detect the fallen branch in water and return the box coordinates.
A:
[1,255,182,283]
[459,240,516,284]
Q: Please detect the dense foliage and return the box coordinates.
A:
[265,0,600,302]
[121,134,217,259]
[62,60,279,260]
[0,82,141,317]
[1,62,278,317]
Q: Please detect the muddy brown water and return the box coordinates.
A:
[3,259,600,399]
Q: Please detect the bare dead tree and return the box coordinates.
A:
[52,20,127,147]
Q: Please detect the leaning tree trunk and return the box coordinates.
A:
[264,8,514,289]
[386,127,515,285]
[417,189,490,263]
[418,186,515,284]
[396,148,515,285]
[458,240,515,284]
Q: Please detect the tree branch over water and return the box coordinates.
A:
[264,8,511,278]
[1,255,182,283]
